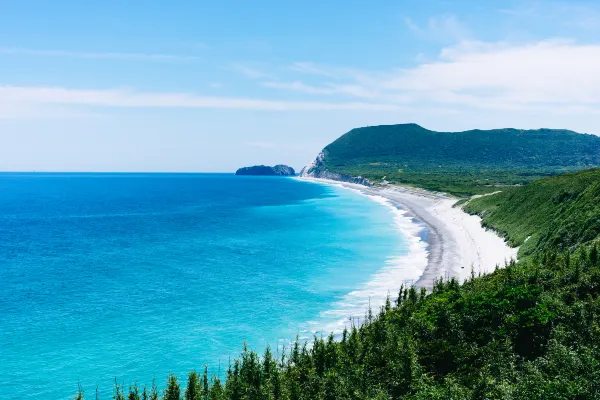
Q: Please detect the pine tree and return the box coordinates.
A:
[163,374,180,400]
[128,382,141,400]
[114,379,126,400]
[184,371,199,400]
[210,377,224,400]
[396,284,405,307]
[149,379,159,400]
[202,366,209,400]
[74,382,85,400]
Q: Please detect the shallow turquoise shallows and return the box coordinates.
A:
[0,173,407,399]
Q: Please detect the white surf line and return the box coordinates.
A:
[296,177,429,335]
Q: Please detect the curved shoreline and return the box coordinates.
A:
[299,177,518,291]
[305,184,429,334]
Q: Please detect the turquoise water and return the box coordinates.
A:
[0,173,408,399]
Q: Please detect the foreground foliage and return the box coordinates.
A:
[75,244,600,399]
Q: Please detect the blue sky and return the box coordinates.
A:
[1,0,600,172]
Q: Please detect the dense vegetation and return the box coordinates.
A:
[75,169,600,399]
[308,124,600,195]
[465,168,600,258]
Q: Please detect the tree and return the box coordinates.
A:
[163,374,180,400]
[114,379,125,400]
[185,371,200,400]
[209,377,224,400]
[149,379,159,400]
[202,366,209,400]
[128,382,141,400]
[74,382,85,400]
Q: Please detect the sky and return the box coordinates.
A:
[1,0,600,172]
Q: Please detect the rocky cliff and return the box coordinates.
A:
[300,152,371,186]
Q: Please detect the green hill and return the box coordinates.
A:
[464,168,600,258]
[302,124,600,195]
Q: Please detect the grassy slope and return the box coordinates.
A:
[318,124,600,196]
[465,168,600,258]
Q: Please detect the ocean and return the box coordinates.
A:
[0,173,421,399]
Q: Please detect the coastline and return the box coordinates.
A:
[298,177,518,290]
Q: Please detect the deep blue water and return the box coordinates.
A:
[0,173,406,399]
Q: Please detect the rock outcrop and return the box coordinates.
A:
[300,152,371,186]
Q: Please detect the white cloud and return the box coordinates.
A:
[0,48,199,62]
[265,40,600,115]
[384,40,600,107]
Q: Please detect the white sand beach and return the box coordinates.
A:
[300,177,518,290]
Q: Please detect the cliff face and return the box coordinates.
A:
[235,164,296,176]
[271,165,296,176]
[300,152,371,186]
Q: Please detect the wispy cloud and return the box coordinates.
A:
[0,47,200,61]
[404,14,470,42]
[262,81,336,95]
[288,62,340,78]
[4,38,600,119]
[0,85,401,118]
[262,81,380,99]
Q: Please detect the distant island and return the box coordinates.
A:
[235,164,296,176]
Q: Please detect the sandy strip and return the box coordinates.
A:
[300,177,518,290]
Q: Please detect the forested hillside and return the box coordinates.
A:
[302,124,600,195]
[76,170,600,399]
